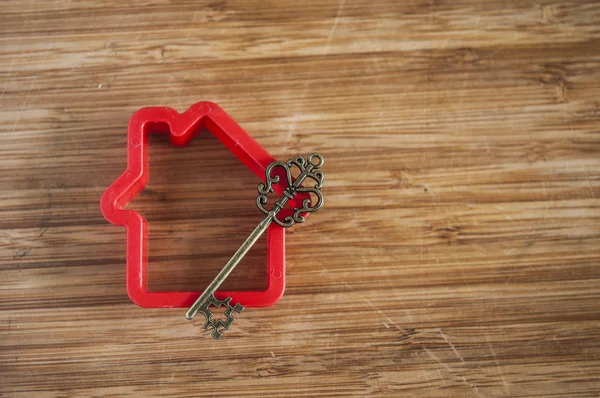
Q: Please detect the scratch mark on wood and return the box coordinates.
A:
[424,348,486,398]
[438,329,465,362]
[323,0,346,54]
[485,334,510,395]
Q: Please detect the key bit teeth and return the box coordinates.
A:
[205,319,233,340]
[210,326,224,340]
[192,296,244,340]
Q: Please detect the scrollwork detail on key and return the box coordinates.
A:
[257,161,291,195]
[291,186,323,223]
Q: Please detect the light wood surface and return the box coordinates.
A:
[2,1,600,396]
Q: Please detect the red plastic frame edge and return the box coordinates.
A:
[100,101,285,308]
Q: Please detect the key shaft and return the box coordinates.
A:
[185,213,273,321]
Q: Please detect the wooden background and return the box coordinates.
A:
[1,0,600,396]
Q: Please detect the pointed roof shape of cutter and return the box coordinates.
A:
[101,102,286,308]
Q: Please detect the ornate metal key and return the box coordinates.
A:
[185,153,325,339]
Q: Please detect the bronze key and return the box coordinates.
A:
[185,153,325,339]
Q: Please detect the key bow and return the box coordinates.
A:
[256,153,324,228]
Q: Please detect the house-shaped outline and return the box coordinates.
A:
[100,102,286,308]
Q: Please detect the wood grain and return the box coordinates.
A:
[1,0,600,396]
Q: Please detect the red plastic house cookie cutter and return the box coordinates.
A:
[100,102,288,308]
